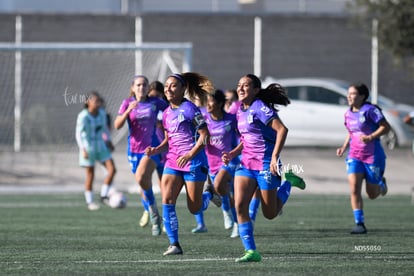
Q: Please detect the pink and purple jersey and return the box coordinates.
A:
[205,112,239,175]
[227,101,241,115]
[162,100,208,172]
[344,103,386,163]
[237,99,278,171]
[118,96,168,154]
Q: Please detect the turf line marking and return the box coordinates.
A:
[6,254,412,265]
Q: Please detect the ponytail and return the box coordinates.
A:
[171,72,214,106]
[257,83,290,110]
[244,74,290,110]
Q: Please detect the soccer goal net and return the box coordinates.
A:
[0,42,192,152]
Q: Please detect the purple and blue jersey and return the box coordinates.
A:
[162,100,208,172]
[118,96,168,154]
[227,101,241,115]
[204,112,239,175]
[344,103,386,164]
[236,99,278,171]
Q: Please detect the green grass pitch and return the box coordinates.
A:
[1,193,413,275]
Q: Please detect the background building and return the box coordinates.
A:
[0,0,413,151]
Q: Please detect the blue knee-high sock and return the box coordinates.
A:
[141,197,149,211]
[277,180,291,204]
[202,192,211,211]
[249,197,260,222]
[353,209,364,224]
[162,204,179,245]
[231,207,237,223]
[238,221,256,251]
[194,211,205,226]
[143,188,155,206]
[221,195,231,212]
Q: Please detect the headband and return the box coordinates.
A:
[169,73,186,86]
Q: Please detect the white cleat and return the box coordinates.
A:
[139,210,149,227]
[223,210,234,230]
[87,202,100,211]
[230,223,239,238]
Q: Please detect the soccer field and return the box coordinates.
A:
[1,193,413,275]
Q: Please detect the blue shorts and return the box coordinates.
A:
[163,166,208,182]
[235,165,281,190]
[210,162,239,180]
[128,152,161,174]
[210,163,238,188]
[346,157,385,184]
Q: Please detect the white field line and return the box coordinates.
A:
[4,254,412,266]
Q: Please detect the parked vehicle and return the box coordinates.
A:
[262,77,414,149]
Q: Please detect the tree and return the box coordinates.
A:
[348,0,414,59]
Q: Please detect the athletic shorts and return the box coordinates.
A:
[210,164,238,194]
[128,152,161,174]
[346,157,385,184]
[235,165,281,191]
[79,148,112,167]
[210,162,238,180]
[163,166,208,182]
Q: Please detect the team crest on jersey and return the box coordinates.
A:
[247,112,254,124]
[225,124,231,132]
[178,110,185,122]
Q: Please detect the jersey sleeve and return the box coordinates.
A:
[118,98,130,115]
[367,105,386,124]
[193,107,207,129]
[101,109,111,142]
[75,111,89,150]
[255,100,277,125]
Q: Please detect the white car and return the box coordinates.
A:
[262,77,414,149]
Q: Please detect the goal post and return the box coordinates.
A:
[0,42,192,152]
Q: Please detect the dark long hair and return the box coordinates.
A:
[84,90,100,108]
[210,89,226,112]
[350,82,369,102]
[349,82,382,110]
[245,74,290,110]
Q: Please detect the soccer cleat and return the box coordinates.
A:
[284,170,306,190]
[191,224,208,234]
[87,202,100,211]
[223,210,234,230]
[139,210,149,227]
[163,243,183,256]
[350,223,367,234]
[210,193,222,208]
[152,224,162,236]
[230,223,239,238]
[380,177,388,196]
[203,182,222,207]
[100,196,110,206]
[235,250,262,263]
[151,213,162,236]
